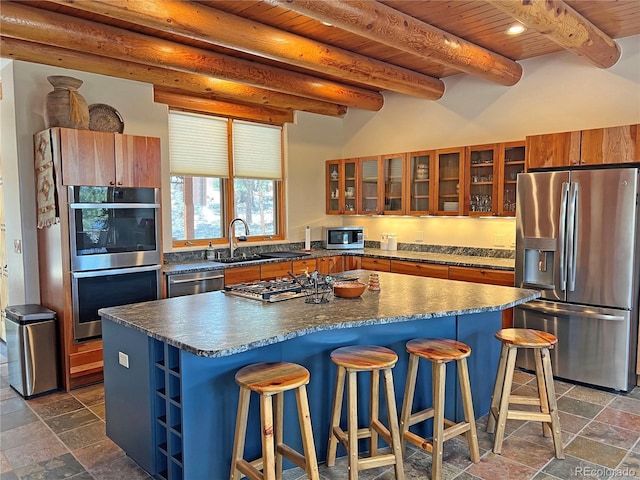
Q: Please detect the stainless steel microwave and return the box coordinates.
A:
[325,226,364,249]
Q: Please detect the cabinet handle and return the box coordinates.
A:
[109,181,115,185]
[117,181,123,186]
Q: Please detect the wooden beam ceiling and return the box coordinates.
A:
[488,0,621,68]
[46,0,445,100]
[266,0,523,86]
[0,1,383,111]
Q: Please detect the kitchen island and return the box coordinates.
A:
[99,270,539,479]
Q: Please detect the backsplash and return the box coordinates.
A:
[164,241,513,263]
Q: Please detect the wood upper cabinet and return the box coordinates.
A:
[497,141,526,217]
[358,155,383,214]
[465,143,499,216]
[434,147,465,215]
[406,150,435,215]
[525,131,581,169]
[382,153,405,215]
[580,124,640,165]
[326,158,357,215]
[526,124,639,170]
[53,127,161,187]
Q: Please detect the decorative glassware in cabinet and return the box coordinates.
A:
[436,149,463,215]
[408,151,433,215]
[326,160,341,214]
[468,145,498,215]
[358,156,380,214]
[383,154,405,214]
[343,159,357,214]
[501,142,525,216]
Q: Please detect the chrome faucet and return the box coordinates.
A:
[228,218,250,258]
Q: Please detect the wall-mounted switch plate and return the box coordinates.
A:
[118,352,129,368]
[13,239,22,254]
[416,231,424,242]
[494,234,505,247]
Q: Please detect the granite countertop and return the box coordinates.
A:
[100,270,538,358]
[162,248,515,275]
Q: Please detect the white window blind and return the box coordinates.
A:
[232,120,282,180]
[169,111,229,177]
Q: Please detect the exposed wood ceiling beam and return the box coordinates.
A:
[0,37,347,118]
[488,0,621,68]
[47,0,445,100]
[0,2,384,111]
[154,88,294,125]
[266,0,523,86]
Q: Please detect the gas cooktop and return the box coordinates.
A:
[224,273,359,302]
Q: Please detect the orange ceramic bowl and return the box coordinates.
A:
[333,281,366,298]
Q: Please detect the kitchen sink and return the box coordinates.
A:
[259,251,310,259]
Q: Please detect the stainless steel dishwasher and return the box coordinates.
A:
[167,270,224,298]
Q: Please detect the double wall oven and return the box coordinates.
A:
[69,186,161,342]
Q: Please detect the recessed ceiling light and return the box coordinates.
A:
[506,23,526,35]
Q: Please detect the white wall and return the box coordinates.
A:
[335,35,640,248]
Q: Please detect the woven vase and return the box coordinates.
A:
[44,75,90,129]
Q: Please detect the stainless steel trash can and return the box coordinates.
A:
[5,304,59,398]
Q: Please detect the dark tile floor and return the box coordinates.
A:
[1,339,639,479]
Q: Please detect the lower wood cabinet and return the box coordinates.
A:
[317,256,344,274]
[292,258,317,275]
[361,257,391,272]
[390,260,448,279]
[449,266,515,328]
[344,255,362,271]
[261,261,293,280]
[224,265,261,285]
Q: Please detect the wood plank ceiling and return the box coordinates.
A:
[1,0,639,124]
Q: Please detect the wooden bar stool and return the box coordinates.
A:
[399,338,480,480]
[486,328,564,459]
[326,345,405,480]
[230,362,320,480]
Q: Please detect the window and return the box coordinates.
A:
[169,112,283,246]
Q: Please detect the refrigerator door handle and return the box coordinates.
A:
[566,182,579,292]
[558,182,569,291]
[518,300,625,322]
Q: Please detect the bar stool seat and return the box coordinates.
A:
[327,345,404,480]
[399,339,480,480]
[486,328,564,459]
[230,362,319,480]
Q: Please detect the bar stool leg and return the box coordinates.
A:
[274,392,284,478]
[327,366,346,467]
[431,362,446,480]
[492,346,518,454]
[486,343,509,434]
[458,357,480,463]
[295,384,321,479]
[541,348,565,459]
[399,353,419,454]
[347,370,359,480]
[382,368,405,480]
[260,394,276,480]
[533,349,552,438]
[370,369,380,457]
[230,388,251,480]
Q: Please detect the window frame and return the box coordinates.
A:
[170,112,286,248]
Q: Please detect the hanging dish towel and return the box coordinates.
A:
[35,130,59,228]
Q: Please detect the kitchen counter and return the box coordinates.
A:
[162,247,514,275]
[100,271,536,479]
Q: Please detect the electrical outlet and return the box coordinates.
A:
[416,231,424,242]
[118,352,129,368]
[13,240,22,254]
[494,234,505,247]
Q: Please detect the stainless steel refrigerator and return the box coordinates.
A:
[514,167,640,391]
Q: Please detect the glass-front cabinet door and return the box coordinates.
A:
[499,141,526,216]
[382,153,405,214]
[358,156,382,214]
[407,150,434,215]
[435,148,464,215]
[326,159,341,214]
[467,144,499,216]
[342,158,358,214]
